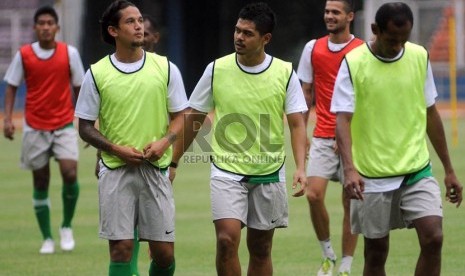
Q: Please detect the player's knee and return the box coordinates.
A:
[420,230,443,252]
[61,168,77,183]
[153,255,175,269]
[109,240,133,262]
[216,233,238,257]
[248,241,272,259]
[306,189,324,204]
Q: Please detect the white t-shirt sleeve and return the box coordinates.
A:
[189,62,214,113]
[3,51,24,86]
[425,61,437,107]
[75,70,100,121]
[330,59,354,113]
[296,40,316,84]
[67,45,85,87]
[286,71,308,114]
[167,61,189,112]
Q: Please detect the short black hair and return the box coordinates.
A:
[375,2,414,33]
[142,14,159,33]
[100,0,136,46]
[238,2,276,35]
[327,0,355,13]
[34,6,58,24]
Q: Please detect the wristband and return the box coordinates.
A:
[169,162,178,168]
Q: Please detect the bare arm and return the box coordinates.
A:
[72,86,81,106]
[302,82,313,158]
[335,112,364,200]
[170,108,207,164]
[167,108,207,183]
[3,84,18,140]
[426,105,462,207]
[301,82,314,127]
[287,112,308,197]
[79,118,144,166]
[143,108,190,162]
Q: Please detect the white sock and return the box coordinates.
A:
[319,239,336,261]
[338,256,353,273]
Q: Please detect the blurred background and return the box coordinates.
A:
[1,0,464,106]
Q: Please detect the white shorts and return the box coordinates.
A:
[350,177,443,239]
[307,137,342,182]
[20,125,78,170]
[98,161,175,242]
[210,176,288,230]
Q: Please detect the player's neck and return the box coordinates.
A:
[328,29,352,44]
[237,51,265,67]
[114,47,144,63]
[38,40,56,50]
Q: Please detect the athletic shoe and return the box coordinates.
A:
[317,257,336,276]
[337,272,350,276]
[59,227,75,251]
[39,238,55,254]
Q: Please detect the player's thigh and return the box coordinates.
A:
[52,127,79,161]
[211,177,248,225]
[351,191,398,239]
[307,137,340,181]
[98,166,138,240]
[21,130,52,170]
[247,182,288,230]
[138,165,175,242]
[401,177,443,226]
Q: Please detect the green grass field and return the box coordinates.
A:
[1,119,464,275]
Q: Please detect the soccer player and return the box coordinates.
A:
[332,2,463,275]
[296,1,362,275]
[3,5,84,254]
[172,2,308,275]
[142,14,160,53]
[75,1,188,275]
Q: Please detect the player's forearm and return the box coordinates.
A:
[78,118,116,154]
[172,109,207,163]
[426,105,455,174]
[336,112,356,172]
[3,85,18,121]
[288,112,307,171]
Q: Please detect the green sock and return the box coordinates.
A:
[61,181,79,228]
[149,259,175,276]
[33,188,52,240]
[109,261,131,276]
[130,231,140,276]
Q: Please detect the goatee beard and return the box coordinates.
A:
[131,41,144,47]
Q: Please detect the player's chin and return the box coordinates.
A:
[131,40,145,48]
[235,48,247,55]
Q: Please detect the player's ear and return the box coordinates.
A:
[262,33,272,46]
[347,11,354,23]
[153,31,160,44]
[108,25,118,38]
[371,23,379,36]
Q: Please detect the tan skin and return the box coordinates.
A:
[302,0,358,260]
[94,16,178,181]
[142,19,160,53]
[79,6,186,268]
[3,13,79,197]
[172,19,307,276]
[336,19,462,276]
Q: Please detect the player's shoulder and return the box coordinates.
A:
[405,41,427,52]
